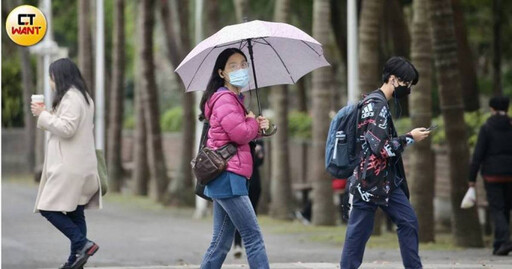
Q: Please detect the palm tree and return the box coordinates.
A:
[78,0,94,98]
[358,0,384,95]
[359,0,385,235]
[132,4,149,196]
[311,0,335,226]
[20,47,35,171]
[234,0,250,22]
[107,0,125,193]
[410,0,435,243]
[160,0,195,205]
[452,0,480,111]
[428,0,483,247]
[206,0,220,36]
[492,0,502,96]
[133,88,149,196]
[268,0,293,220]
[140,0,169,202]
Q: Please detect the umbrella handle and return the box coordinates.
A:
[261,124,277,137]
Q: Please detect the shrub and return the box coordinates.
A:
[161,106,183,132]
[288,111,312,139]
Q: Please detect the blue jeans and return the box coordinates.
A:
[201,195,269,269]
[341,188,422,269]
[40,205,87,263]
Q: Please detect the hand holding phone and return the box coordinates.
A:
[426,125,438,131]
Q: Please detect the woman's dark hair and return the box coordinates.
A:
[50,58,91,110]
[381,56,419,85]
[198,48,247,121]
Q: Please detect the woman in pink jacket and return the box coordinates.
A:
[199,48,270,269]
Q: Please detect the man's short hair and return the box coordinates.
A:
[382,56,419,85]
[489,96,510,112]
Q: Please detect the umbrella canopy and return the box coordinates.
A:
[175,20,330,92]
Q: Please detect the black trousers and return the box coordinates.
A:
[484,181,512,251]
[40,205,87,263]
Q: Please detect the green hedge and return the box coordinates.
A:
[288,111,312,139]
[123,106,183,132]
[160,107,183,132]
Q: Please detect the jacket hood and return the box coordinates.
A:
[204,90,233,120]
[487,114,512,131]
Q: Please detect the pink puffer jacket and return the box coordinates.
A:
[204,88,259,179]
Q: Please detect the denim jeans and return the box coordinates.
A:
[201,195,269,269]
[340,188,422,269]
[40,205,87,263]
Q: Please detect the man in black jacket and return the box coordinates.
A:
[469,96,512,256]
[340,57,431,269]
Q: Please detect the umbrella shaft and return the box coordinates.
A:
[247,39,262,116]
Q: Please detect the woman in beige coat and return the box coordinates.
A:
[31,58,101,269]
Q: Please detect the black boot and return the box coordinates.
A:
[70,240,99,269]
[494,241,512,256]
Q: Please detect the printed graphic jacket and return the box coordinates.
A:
[350,89,414,206]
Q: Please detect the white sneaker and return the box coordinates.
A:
[233,245,243,259]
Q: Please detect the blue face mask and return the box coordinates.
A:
[228,68,250,88]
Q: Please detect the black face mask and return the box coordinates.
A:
[393,84,411,99]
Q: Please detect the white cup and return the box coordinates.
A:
[31,94,44,105]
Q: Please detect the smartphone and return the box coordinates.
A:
[426,125,438,131]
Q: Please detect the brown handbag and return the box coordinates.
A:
[191,121,237,186]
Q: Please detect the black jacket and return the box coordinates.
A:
[350,90,412,205]
[469,114,512,182]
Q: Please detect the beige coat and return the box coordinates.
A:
[34,88,102,213]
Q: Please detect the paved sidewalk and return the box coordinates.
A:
[4,180,511,269]
[44,262,512,269]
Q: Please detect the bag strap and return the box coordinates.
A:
[198,121,210,154]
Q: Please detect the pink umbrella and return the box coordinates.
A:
[175,20,330,135]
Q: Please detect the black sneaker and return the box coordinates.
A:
[70,241,99,269]
[58,262,71,269]
[59,262,82,269]
[494,242,512,256]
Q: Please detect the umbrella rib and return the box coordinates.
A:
[186,46,217,90]
[301,40,322,57]
[261,37,295,84]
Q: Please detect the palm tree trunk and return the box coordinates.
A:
[140,0,169,202]
[296,78,308,112]
[177,0,195,193]
[133,4,149,196]
[492,0,502,96]
[133,88,149,196]
[269,0,293,220]
[385,0,411,117]
[160,0,195,205]
[78,0,94,97]
[452,0,480,111]
[359,0,385,235]
[206,0,220,35]
[107,0,125,193]
[311,0,335,226]
[20,47,35,171]
[410,0,435,243]
[358,0,384,95]
[233,0,250,22]
[428,0,483,247]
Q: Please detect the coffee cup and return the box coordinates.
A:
[31,94,45,105]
